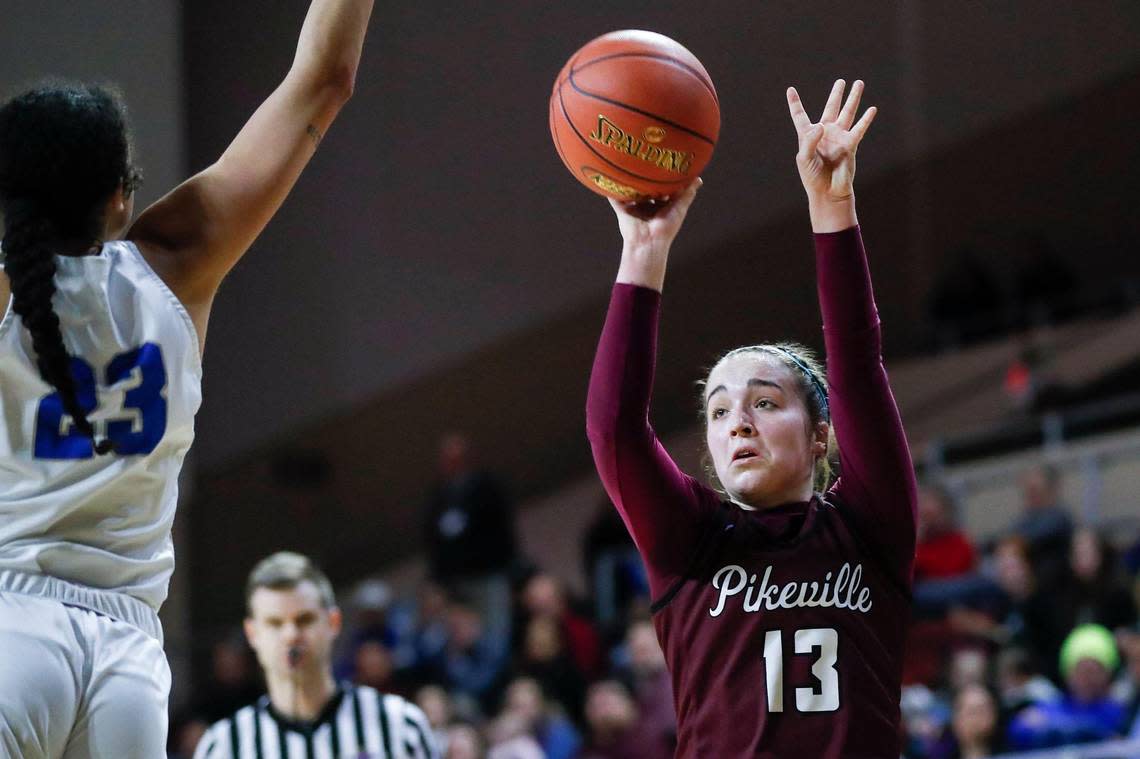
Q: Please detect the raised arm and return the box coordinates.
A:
[127,0,374,348]
[787,80,917,575]
[587,183,719,591]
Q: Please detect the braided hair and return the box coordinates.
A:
[0,83,141,455]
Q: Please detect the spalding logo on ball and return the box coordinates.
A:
[550,30,720,202]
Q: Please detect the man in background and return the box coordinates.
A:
[424,432,519,633]
[194,552,438,758]
[1010,464,1073,585]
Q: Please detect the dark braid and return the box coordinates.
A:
[0,83,140,455]
[4,209,110,452]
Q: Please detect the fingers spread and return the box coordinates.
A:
[786,87,812,135]
[820,79,846,123]
[838,79,864,130]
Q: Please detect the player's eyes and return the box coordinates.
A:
[755,398,775,409]
[711,408,727,419]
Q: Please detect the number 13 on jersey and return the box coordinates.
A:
[34,343,168,459]
[763,627,840,713]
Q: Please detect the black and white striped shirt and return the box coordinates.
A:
[193,684,439,759]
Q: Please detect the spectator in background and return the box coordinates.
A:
[949,536,1066,681]
[995,647,1060,717]
[618,620,675,751]
[425,431,519,634]
[192,631,263,723]
[353,638,397,692]
[519,614,587,724]
[907,486,988,690]
[1007,624,1126,750]
[581,497,647,635]
[521,572,603,678]
[1122,532,1140,576]
[486,711,545,759]
[335,578,397,681]
[577,680,673,759]
[440,593,511,709]
[929,684,1005,759]
[901,683,952,759]
[500,677,582,759]
[1112,625,1140,732]
[398,581,452,678]
[416,685,454,756]
[444,723,484,759]
[915,483,976,582]
[1009,464,1073,585]
[168,715,211,759]
[948,649,989,695]
[1057,527,1138,633]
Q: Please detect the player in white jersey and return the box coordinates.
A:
[0,2,375,755]
[194,553,439,759]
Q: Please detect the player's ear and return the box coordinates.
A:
[328,605,343,636]
[243,617,258,647]
[812,421,829,456]
[104,184,132,238]
[811,419,829,455]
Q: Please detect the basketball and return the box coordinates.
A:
[549,30,720,202]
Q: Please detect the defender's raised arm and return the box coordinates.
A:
[129,0,375,346]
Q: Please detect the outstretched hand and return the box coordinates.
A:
[787,79,876,203]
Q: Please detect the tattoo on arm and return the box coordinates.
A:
[306,124,323,146]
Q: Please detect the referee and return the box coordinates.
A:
[194,552,438,759]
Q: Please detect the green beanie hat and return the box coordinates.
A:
[1059,624,1119,680]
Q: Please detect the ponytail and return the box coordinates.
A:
[4,208,111,454]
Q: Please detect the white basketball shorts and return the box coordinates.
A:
[0,591,170,758]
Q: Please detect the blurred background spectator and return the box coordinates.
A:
[1006,625,1126,750]
[1009,465,1073,586]
[577,680,673,759]
[426,432,520,637]
[916,484,977,582]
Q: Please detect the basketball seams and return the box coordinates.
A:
[549,96,571,168]
[571,51,718,105]
[567,71,717,147]
[556,82,687,187]
[551,33,719,200]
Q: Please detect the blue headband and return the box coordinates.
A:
[759,347,830,423]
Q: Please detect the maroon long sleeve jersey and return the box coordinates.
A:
[586,227,917,758]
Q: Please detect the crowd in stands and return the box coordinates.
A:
[903,465,1140,756]
[171,434,1140,759]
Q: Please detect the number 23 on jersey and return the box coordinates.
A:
[35,342,168,459]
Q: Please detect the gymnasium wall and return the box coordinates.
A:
[0,2,185,212]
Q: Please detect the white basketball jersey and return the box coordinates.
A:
[0,240,201,613]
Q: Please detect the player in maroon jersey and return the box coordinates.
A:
[586,79,917,757]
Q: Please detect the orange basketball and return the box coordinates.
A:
[549,30,720,202]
